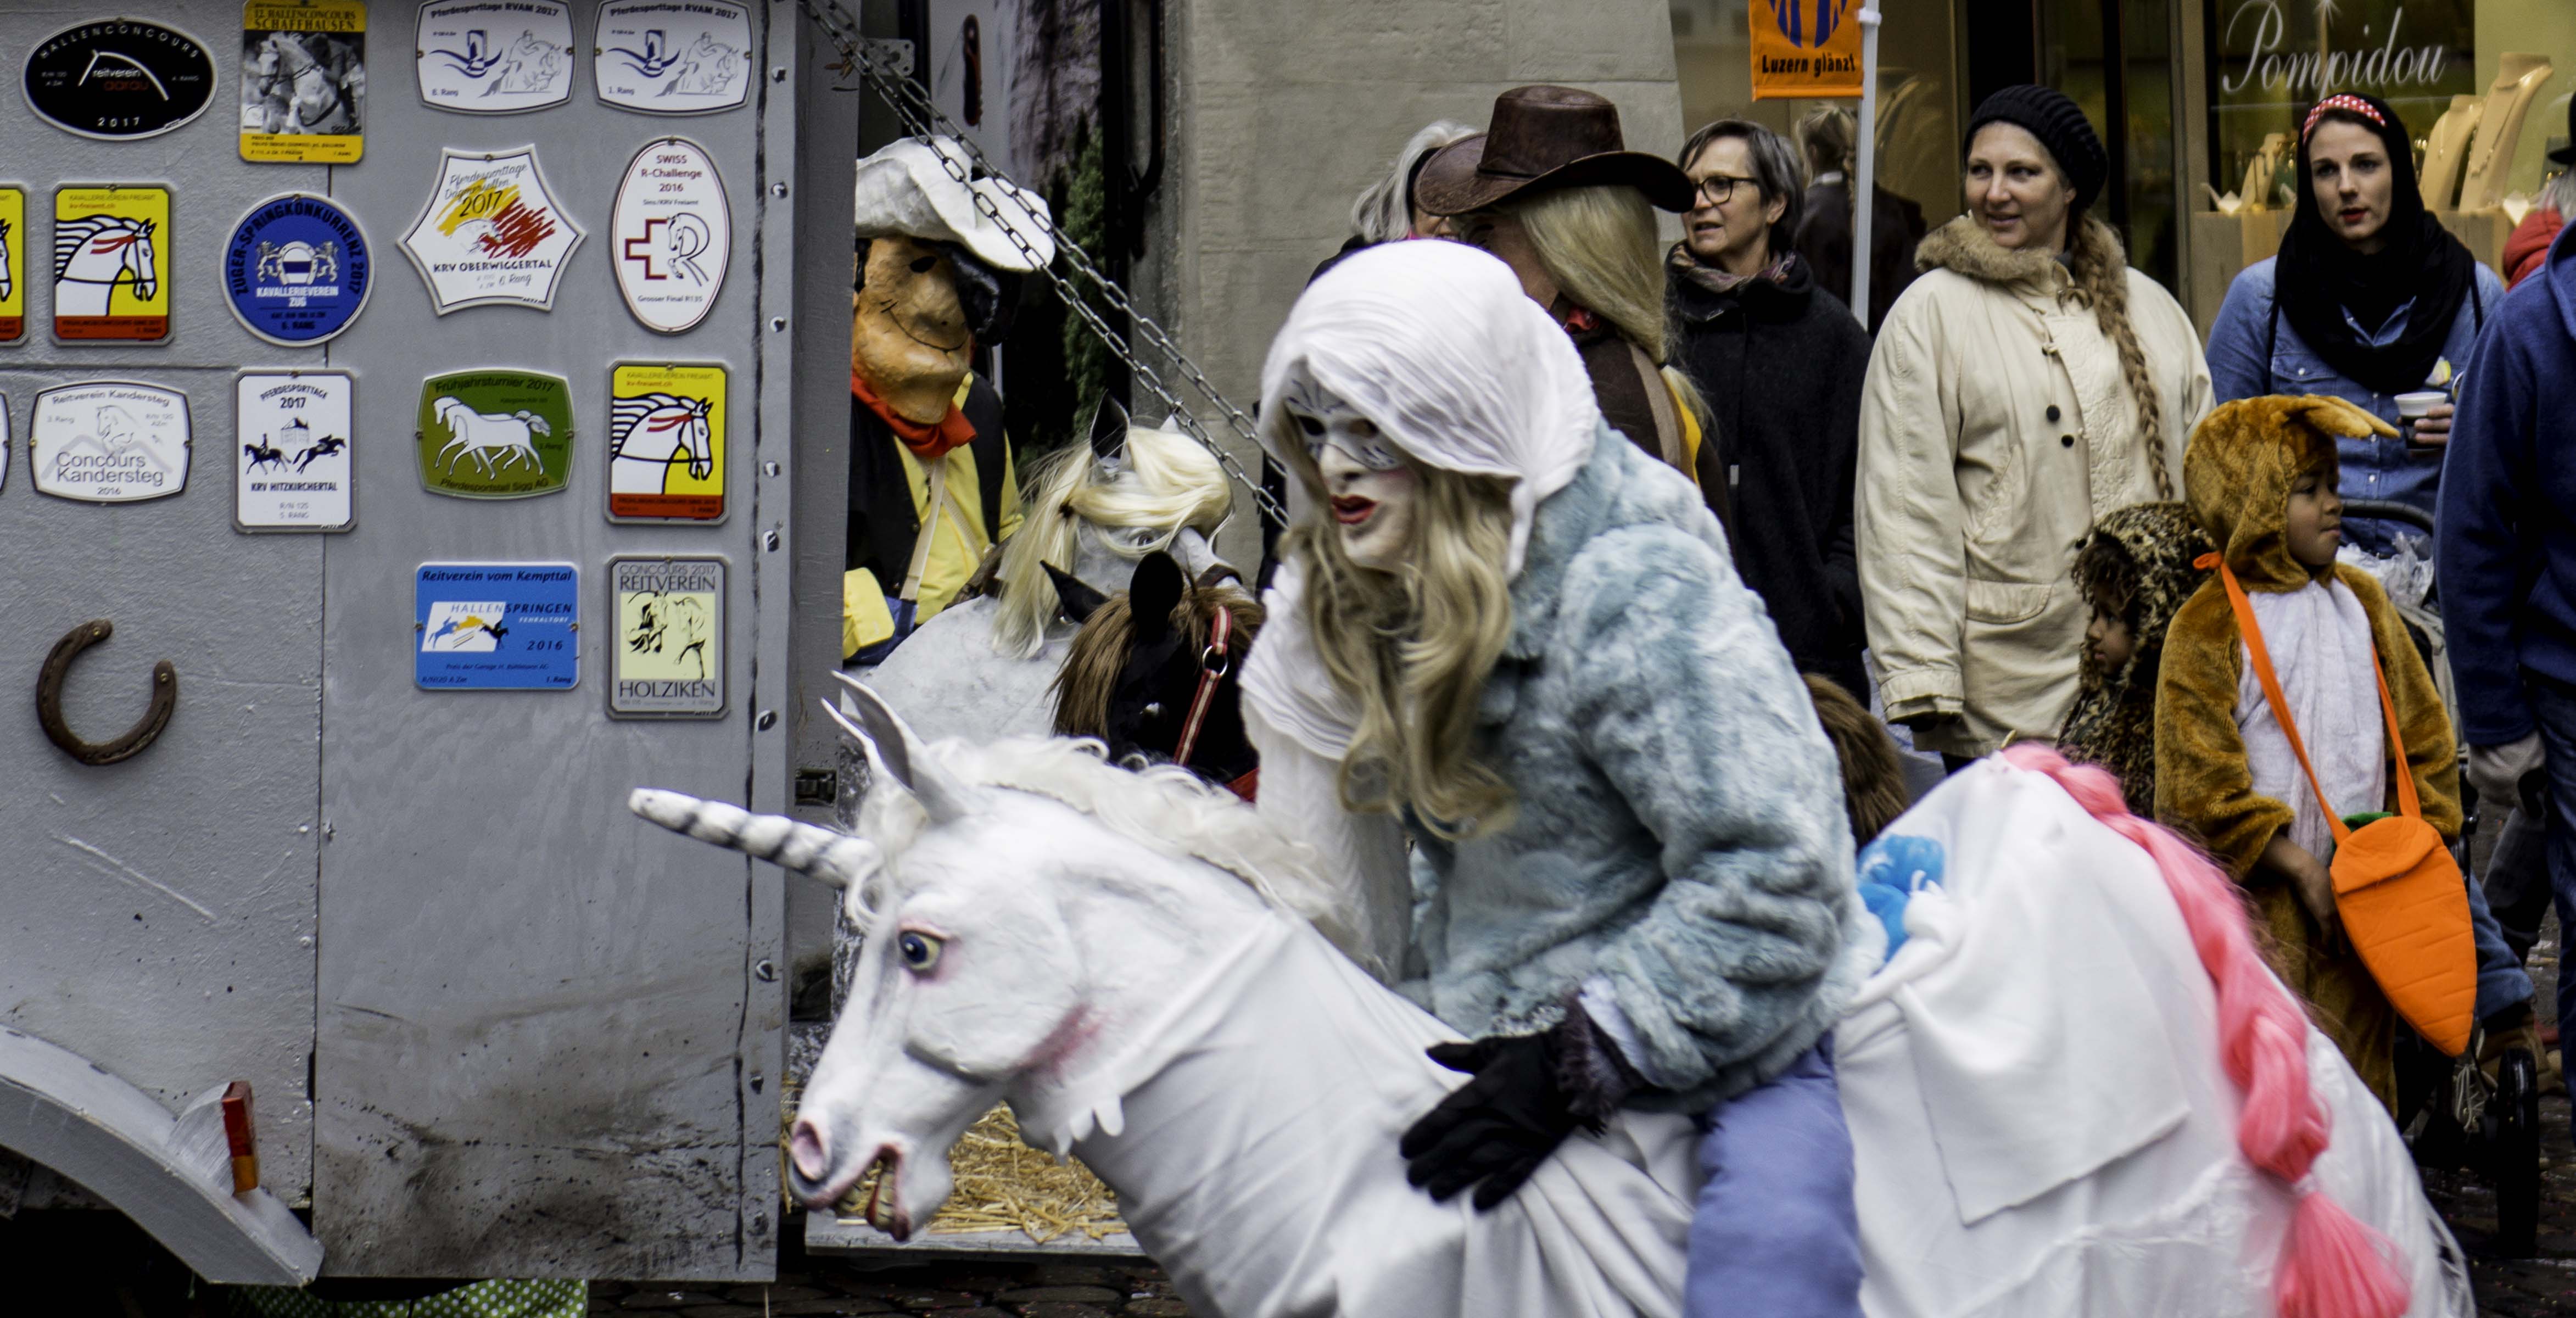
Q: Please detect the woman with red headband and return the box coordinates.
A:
[2206,91,2505,559]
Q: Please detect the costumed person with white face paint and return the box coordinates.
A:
[1240,240,1880,1316]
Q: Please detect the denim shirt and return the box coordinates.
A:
[2205,256,2503,557]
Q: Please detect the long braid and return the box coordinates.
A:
[2070,216,2175,501]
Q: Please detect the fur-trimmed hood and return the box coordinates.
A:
[2071,501,2212,691]
[2183,394,2394,593]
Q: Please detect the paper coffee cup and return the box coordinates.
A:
[2395,390,2447,418]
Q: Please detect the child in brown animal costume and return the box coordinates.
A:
[2057,503,2212,816]
[2155,394,2460,1111]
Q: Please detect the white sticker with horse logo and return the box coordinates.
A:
[240,1,365,163]
[31,381,189,503]
[610,555,725,717]
[611,137,729,333]
[414,0,574,113]
[236,371,354,532]
[607,362,724,521]
[399,146,583,313]
[592,0,751,115]
[53,185,170,342]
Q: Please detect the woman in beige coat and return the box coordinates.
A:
[1857,86,2212,765]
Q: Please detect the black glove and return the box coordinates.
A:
[1399,1006,1639,1211]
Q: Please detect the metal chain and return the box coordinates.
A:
[796,0,1288,527]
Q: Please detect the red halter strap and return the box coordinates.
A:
[1171,604,1233,772]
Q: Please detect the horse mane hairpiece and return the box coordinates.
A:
[988,425,1234,660]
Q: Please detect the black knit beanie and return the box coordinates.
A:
[1964,85,2109,217]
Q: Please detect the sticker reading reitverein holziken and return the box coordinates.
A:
[54,186,171,342]
[31,381,190,502]
[609,555,725,717]
[416,562,579,690]
[237,371,354,532]
[416,368,573,499]
[607,362,725,521]
[241,1,366,163]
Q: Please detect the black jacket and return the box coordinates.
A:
[1667,254,1870,703]
[1794,180,1925,336]
[846,376,1010,591]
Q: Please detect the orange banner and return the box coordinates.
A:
[1751,0,1865,100]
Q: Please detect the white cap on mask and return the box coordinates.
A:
[852,136,1056,273]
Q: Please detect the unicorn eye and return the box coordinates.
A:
[897,931,942,971]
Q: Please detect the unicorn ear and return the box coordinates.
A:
[824,675,976,825]
[1043,562,1109,624]
[1087,395,1131,465]
[1128,551,1186,642]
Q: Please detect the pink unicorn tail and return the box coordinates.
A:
[1996,744,2410,1318]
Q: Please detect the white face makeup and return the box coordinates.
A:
[1282,370,1418,572]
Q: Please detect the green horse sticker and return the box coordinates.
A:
[416,369,574,498]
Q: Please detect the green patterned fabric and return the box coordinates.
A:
[229,1280,585,1318]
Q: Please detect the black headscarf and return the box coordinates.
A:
[2273,92,2476,398]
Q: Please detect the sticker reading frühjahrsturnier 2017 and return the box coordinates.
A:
[54,185,171,343]
[608,363,725,521]
[612,137,730,333]
[31,381,191,503]
[0,186,24,343]
[237,371,354,532]
[593,0,752,114]
[416,562,579,690]
[416,368,573,499]
[225,193,372,346]
[399,146,583,313]
[241,1,365,163]
[415,0,575,113]
[610,556,725,717]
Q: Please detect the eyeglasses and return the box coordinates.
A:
[1689,173,1761,206]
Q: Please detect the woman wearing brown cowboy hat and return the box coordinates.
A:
[1416,86,1729,534]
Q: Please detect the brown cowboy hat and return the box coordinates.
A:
[1414,85,1695,216]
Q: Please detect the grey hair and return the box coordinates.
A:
[1677,119,1804,258]
[2545,166,2576,220]
[1351,120,1481,244]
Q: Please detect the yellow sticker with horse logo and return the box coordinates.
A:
[53,185,170,342]
[0,187,23,343]
[607,362,725,522]
[241,1,366,164]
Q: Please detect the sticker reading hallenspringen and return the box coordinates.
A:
[237,371,354,532]
[610,556,725,717]
[31,381,190,503]
[416,562,579,690]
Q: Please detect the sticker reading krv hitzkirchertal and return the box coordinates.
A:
[237,371,354,532]
[417,562,579,690]
[610,556,725,717]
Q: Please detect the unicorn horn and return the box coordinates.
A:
[628,788,882,890]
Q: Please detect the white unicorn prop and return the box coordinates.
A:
[853,409,1233,749]
[608,393,713,493]
[633,691,2470,1318]
[431,396,549,477]
[52,216,157,316]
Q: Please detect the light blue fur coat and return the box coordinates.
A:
[1401,427,1882,1112]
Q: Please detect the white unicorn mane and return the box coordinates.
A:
[988,426,1233,660]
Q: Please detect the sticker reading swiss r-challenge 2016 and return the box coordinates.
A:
[416,563,579,690]
[54,186,171,343]
[609,556,724,717]
[237,371,353,532]
[241,1,366,163]
[226,193,372,345]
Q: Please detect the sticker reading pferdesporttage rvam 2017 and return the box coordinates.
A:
[54,186,171,343]
[416,563,580,690]
[613,138,730,333]
[31,382,191,503]
[226,193,372,345]
[0,187,24,343]
[416,368,573,499]
[610,556,724,717]
[399,146,583,313]
[241,1,366,164]
[237,371,354,532]
[415,0,576,113]
[24,20,219,141]
[608,363,725,521]
[593,0,752,115]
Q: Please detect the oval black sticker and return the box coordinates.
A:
[24,20,217,141]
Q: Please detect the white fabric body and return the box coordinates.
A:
[1839,759,2470,1317]
[2234,579,2388,861]
[851,136,1055,272]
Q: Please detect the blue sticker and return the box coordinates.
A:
[224,193,372,346]
[416,563,579,690]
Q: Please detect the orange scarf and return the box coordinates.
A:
[852,369,977,462]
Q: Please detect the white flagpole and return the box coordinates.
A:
[1849,0,1884,327]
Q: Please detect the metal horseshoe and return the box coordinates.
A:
[37,620,177,767]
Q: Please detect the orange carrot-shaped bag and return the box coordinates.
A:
[2211,556,2477,1056]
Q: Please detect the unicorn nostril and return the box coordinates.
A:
[789,1119,831,1182]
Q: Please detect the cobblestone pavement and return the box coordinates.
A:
[591,1239,1199,1318]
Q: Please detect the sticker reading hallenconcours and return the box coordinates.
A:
[415,368,573,499]
[592,0,751,115]
[611,138,730,333]
[608,556,725,717]
[54,186,172,343]
[240,1,367,164]
[399,146,583,313]
[607,363,725,521]
[23,19,219,141]
[415,0,575,113]
[0,186,24,343]
[225,193,373,345]
[31,382,190,504]
[416,562,579,690]
[236,371,354,531]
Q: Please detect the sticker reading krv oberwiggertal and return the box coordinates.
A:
[609,555,724,717]
[416,562,579,690]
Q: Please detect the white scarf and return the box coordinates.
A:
[2236,578,2387,861]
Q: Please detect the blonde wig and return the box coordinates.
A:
[1507,183,1709,427]
[992,426,1232,659]
[1282,446,1519,839]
